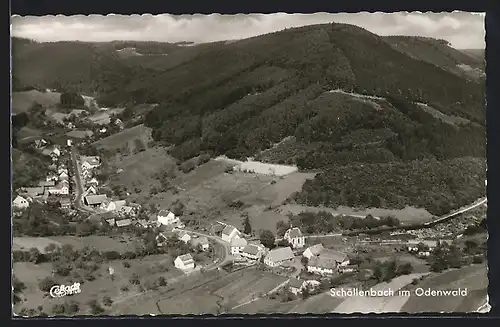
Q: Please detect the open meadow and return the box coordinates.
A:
[93,124,152,151]
[12,90,61,114]
[401,263,488,312]
[13,254,184,316]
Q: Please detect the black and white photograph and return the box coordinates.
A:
[11,12,488,316]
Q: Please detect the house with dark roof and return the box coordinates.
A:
[174,253,195,271]
[116,219,132,228]
[241,244,265,261]
[288,278,306,295]
[307,256,337,276]
[284,227,306,249]
[84,194,108,207]
[264,247,294,267]
[222,225,240,243]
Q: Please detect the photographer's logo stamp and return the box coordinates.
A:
[49,282,81,298]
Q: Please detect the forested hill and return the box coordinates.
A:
[11,24,486,215]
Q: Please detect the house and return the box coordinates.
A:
[115,118,124,129]
[47,182,69,195]
[320,250,350,267]
[102,200,126,212]
[174,253,195,271]
[59,198,72,209]
[134,219,150,229]
[34,138,48,148]
[87,178,99,187]
[338,265,359,274]
[119,205,135,217]
[80,156,100,169]
[284,227,305,249]
[407,240,438,253]
[230,237,248,255]
[116,219,132,228]
[212,224,225,236]
[59,171,69,180]
[105,218,116,226]
[288,278,306,295]
[20,187,45,198]
[221,225,241,243]
[57,166,68,175]
[307,257,337,276]
[418,251,431,257]
[99,127,107,134]
[12,195,29,209]
[264,247,294,267]
[84,185,98,196]
[46,174,58,182]
[191,236,210,251]
[66,139,73,147]
[303,244,325,260]
[177,231,192,243]
[41,146,61,158]
[157,209,180,226]
[84,194,108,207]
[241,244,265,261]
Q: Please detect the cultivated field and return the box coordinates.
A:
[155,268,288,315]
[87,109,125,125]
[215,156,299,176]
[13,254,183,316]
[281,204,434,223]
[13,235,143,254]
[93,124,152,150]
[12,90,61,114]
[401,264,488,312]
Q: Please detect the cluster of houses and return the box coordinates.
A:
[13,143,72,211]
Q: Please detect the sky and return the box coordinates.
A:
[11,12,485,49]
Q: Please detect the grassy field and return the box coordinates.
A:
[17,126,43,141]
[12,90,61,114]
[401,264,488,313]
[281,204,434,223]
[93,124,152,151]
[13,235,143,254]
[13,254,183,316]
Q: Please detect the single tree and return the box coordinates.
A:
[243,216,252,235]
[259,230,276,249]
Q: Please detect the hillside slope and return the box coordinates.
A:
[11,25,486,215]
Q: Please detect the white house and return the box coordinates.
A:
[241,244,265,261]
[230,237,248,256]
[87,178,99,187]
[84,185,98,196]
[42,146,61,158]
[119,205,136,217]
[12,195,30,209]
[174,253,195,271]
[307,257,337,276]
[191,236,210,251]
[66,139,73,147]
[264,247,294,267]
[157,209,180,226]
[302,244,324,260]
[102,200,126,212]
[46,174,58,182]
[34,138,48,148]
[284,227,305,249]
[59,171,69,180]
[47,182,69,195]
[80,156,100,169]
[177,231,192,243]
[221,225,240,243]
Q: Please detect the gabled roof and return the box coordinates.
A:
[59,198,71,204]
[286,227,303,239]
[305,243,324,256]
[84,194,108,205]
[242,244,261,255]
[308,256,337,269]
[231,237,247,247]
[319,250,348,263]
[265,247,294,263]
[116,219,132,227]
[13,195,27,204]
[178,230,190,238]
[158,209,174,218]
[113,200,127,210]
[222,225,237,236]
[176,253,194,265]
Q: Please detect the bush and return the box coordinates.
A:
[87,300,104,315]
[102,296,113,307]
[65,301,79,314]
[129,273,140,285]
[120,285,129,292]
[122,261,131,268]
[157,276,167,286]
[51,304,66,315]
[472,255,484,264]
[38,277,57,293]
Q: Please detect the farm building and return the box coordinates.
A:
[241,244,265,261]
[81,156,101,169]
[101,200,126,212]
[307,257,337,276]
[230,237,248,255]
[157,210,179,226]
[12,195,30,209]
[222,225,241,243]
[19,187,44,198]
[177,231,192,243]
[191,236,210,251]
[39,180,56,188]
[116,219,132,227]
[47,181,69,195]
[303,244,324,260]
[284,227,305,249]
[320,250,350,267]
[288,278,306,295]
[84,194,108,207]
[264,247,294,267]
[174,253,195,271]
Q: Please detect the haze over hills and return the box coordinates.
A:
[11,23,486,216]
